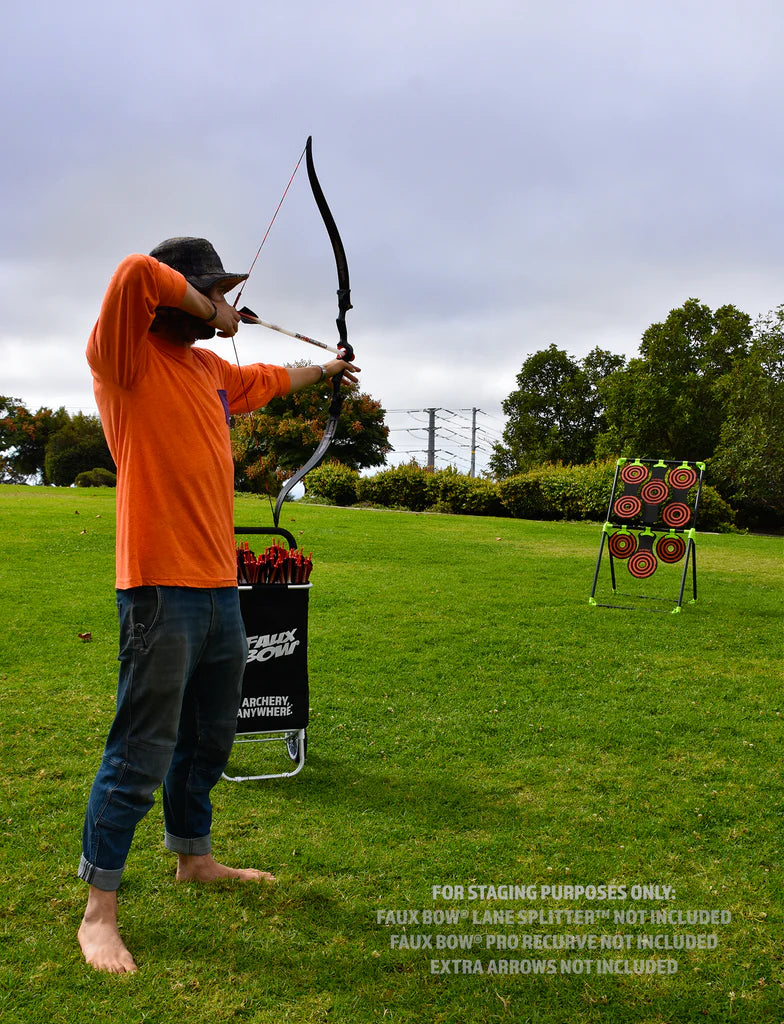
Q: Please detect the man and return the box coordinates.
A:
[77,237,359,974]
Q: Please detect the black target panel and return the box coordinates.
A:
[627,529,657,578]
[614,494,642,519]
[656,533,687,563]
[628,549,658,579]
[608,530,638,559]
[620,462,649,486]
[668,466,697,490]
[608,459,701,539]
[662,464,697,527]
[662,501,691,528]
[640,479,669,505]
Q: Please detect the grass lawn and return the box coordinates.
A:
[0,484,781,1023]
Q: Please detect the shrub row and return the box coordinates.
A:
[497,462,616,521]
[305,460,736,531]
[306,461,503,516]
[75,467,117,487]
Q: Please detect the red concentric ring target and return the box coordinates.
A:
[656,534,687,563]
[662,501,691,528]
[628,550,658,579]
[614,495,642,519]
[640,479,670,505]
[668,466,697,490]
[620,462,649,486]
[608,531,638,559]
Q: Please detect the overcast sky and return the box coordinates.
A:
[2,0,782,473]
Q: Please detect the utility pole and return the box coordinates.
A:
[426,408,437,470]
[469,407,478,477]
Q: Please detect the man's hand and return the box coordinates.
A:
[177,281,242,337]
[209,291,243,338]
[324,358,361,385]
[285,359,361,394]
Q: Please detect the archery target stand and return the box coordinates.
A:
[589,458,705,613]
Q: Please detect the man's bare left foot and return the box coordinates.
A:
[176,852,275,883]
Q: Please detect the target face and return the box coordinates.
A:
[614,495,642,519]
[620,462,649,486]
[628,550,658,579]
[662,501,691,528]
[640,479,670,505]
[608,531,638,559]
[656,534,687,563]
[668,466,697,490]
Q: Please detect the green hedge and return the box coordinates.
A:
[426,468,506,517]
[689,484,736,533]
[74,467,117,487]
[305,459,736,531]
[356,461,432,511]
[307,461,503,516]
[498,462,617,521]
[305,461,359,506]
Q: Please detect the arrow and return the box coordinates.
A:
[238,306,342,357]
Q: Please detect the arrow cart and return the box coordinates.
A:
[223,526,311,782]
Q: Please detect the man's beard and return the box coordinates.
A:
[150,307,216,344]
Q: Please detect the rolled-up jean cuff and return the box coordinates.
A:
[78,854,124,891]
[164,831,211,856]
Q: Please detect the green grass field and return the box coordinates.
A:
[0,485,781,1023]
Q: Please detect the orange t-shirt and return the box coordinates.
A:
[86,254,291,589]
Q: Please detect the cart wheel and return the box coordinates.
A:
[286,730,307,761]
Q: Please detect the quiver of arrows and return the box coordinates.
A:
[236,542,313,585]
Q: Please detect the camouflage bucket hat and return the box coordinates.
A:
[149,237,248,293]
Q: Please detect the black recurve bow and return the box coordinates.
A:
[265,135,354,527]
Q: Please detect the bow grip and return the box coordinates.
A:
[337,340,355,363]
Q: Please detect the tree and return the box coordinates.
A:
[0,398,71,483]
[595,299,752,461]
[44,414,115,486]
[709,306,784,527]
[491,345,624,476]
[231,365,390,494]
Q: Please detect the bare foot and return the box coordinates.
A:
[176,852,275,884]
[78,887,137,974]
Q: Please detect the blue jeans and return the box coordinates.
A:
[78,586,247,891]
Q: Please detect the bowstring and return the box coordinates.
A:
[233,142,307,312]
[230,142,308,520]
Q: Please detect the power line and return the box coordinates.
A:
[383,406,504,475]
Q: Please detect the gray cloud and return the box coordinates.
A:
[3,0,782,475]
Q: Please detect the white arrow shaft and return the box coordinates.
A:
[242,313,339,356]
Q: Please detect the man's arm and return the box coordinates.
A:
[285,359,360,394]
[87,254,190,387]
